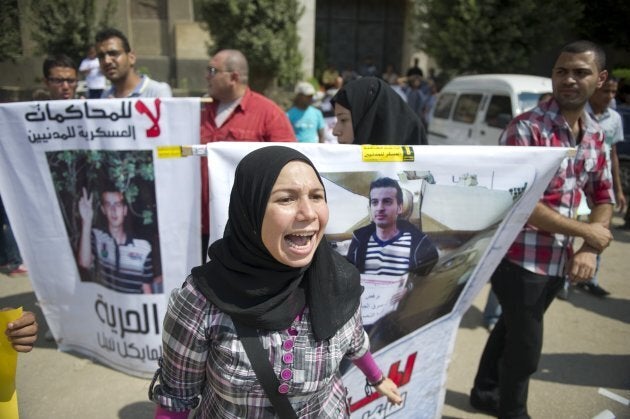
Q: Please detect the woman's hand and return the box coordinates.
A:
[375,377,403,405]
[4,310,38,352]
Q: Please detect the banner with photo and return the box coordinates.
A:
[206,142,569,418]
[0,98,201,377]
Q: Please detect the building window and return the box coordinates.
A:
[131,0,167,19]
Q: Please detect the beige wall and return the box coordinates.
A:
[2,0,426,96]
[298,0,316,79]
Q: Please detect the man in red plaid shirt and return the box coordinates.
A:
[470,40,614,419]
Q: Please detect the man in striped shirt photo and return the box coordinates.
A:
[77,184,160,294]
[346,177,438,336]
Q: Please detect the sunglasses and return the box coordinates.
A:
[207,66,231,76]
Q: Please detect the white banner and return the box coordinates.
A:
[1,98,568,414]
[206,142,568,418]
[0,98,201,377]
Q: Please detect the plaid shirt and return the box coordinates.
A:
[500,98,614,277]
[151,276,369,418]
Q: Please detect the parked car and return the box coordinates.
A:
[427,74,552,145]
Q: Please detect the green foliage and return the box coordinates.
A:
[136,66,152,77]
[577,0,630,53]
[27,0,116,65]
[0,0,22,62]
[196,0,304,90]
[612,68,630,80]
[46,150,156,250]
[412,0,583,75]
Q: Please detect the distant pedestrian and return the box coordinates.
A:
[79,46,107,99]
[382,64,400,85]
[577,76,627,297]
[287,81,325,143]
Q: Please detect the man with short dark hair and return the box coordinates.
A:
[470,40,614,418]
[199,49,295,257]
[95,28,172,98]
[42,55,79,100]
[347,177,438,323]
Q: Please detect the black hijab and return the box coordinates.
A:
[331,76,428,145]
[192,146,362,341]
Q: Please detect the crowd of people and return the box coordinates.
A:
[1,33,628,419]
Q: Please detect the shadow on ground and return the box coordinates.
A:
[119,401,154,419]
[458,305,484,330]
[559,286,630,325]
[537,353,630,388]
[443,389,479,417]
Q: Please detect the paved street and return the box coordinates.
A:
[1,216,629,418]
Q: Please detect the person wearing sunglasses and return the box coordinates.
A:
[43,54,80,100]
[199,49,295,260]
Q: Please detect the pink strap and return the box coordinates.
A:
[352,351,383,383]
[155,405,190,419]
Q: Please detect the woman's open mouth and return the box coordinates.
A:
[285,232,316,250]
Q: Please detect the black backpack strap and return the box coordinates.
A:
[231,318,298,419]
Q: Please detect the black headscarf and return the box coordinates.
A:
[331,76,428,145]
[192,146,362,341]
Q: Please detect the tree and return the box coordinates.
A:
[27,0,116,65]
[196,0,303,91]
[576,0,630,53]
[412,0,583,76]
[0,0,22,62]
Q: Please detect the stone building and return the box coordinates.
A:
[0,0,432,100]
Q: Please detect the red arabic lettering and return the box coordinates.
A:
[349,352,417,412]
[135,98,161,137]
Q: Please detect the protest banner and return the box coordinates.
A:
[0,98,200,377]
[1,98,568,416]
[206,142,568,418]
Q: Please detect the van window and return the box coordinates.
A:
[433,93,456,119]
[485,95,512,129]
[453,94,482,124]
[518,92,545,113]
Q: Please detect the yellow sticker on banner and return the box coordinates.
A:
[156,146,183,159]
[361,146,415,162]
[0,307,22,419]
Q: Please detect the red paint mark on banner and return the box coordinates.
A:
[349,352,417,412]
[135,99,162,137]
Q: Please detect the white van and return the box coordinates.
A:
[427,74,552,145]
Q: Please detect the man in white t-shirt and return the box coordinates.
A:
[95,28,172,98]
[79,46,107,99]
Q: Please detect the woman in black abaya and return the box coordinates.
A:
[331,76,428,145]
